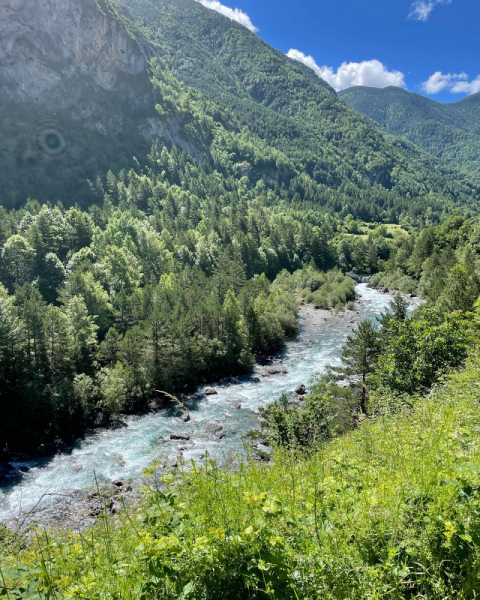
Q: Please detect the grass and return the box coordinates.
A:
[343,223,410,240]
[4,354,480,598]
[384,224,409,237]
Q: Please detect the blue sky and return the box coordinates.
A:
[196,0,480,103]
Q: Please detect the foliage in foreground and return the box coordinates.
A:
[5,351,480,598]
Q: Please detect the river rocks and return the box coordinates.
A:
[253,377,261,383]
[235,404,242,410]
[205,388,218,395]
[261,366,287,377]
[204,422,223,435]
[110,419,128,430]
[383,288,389,294]
[181,413,191,423]
[110,502,121,515]
[217,432,226,440]
[92,412,109,428]
[112,480,124,488]
[18,466,30,473]
[254,449,271,462]
[157,436,166,443]
[295,384,307,395]
[170,433,191,441]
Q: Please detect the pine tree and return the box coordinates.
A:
[331,319,381,413]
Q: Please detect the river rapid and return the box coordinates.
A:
[0,284,414,526]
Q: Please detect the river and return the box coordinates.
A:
[0,284,414,526]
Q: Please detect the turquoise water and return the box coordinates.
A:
[0,284,407,522]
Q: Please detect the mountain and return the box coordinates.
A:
[0,0,209,207]
[1,0,479,224]
[339,86,480,174]
[117,0,480,214]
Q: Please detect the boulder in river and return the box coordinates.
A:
[93,412,109,428]
[235,404,242,410]
[170,433,191,441]
[112,480,124,488]
[253,377,261,383]
[181,413,191,423]
[261,366,287,377]
[205,388,218,395]
[295,384,307,395]
[204,422,223,435]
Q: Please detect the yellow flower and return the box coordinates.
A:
[444,521,457,541]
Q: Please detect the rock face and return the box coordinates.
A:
[0,0,147,105]
[0,0,207,206]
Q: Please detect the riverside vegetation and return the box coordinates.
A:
[2,259,480,598]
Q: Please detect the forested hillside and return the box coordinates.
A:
[340,86,480,174]
[115,0,480,224]
[1,0,480,224]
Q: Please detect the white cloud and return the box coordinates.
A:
[286,50,405,91]
[422,71,480,95]
[451,76,480,95]
[409,0,452,22]
[196,0,258,32]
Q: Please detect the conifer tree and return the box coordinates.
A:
[331,319,381,413]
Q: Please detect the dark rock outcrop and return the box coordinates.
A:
[170,433,190,441]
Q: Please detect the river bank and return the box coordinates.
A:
[0,284,411,530]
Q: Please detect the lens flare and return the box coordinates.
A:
[33,117,68,159]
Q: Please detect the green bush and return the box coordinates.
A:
[370,269,418,294]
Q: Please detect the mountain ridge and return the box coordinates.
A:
[339,86,480,173]
[0,0,479,224]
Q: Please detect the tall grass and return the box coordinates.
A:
[4,354,480,598]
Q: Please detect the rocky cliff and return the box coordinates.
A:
[0,0,205,207]
[0,0,147,104]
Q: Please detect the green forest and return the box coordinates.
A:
[339,86,480,174]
